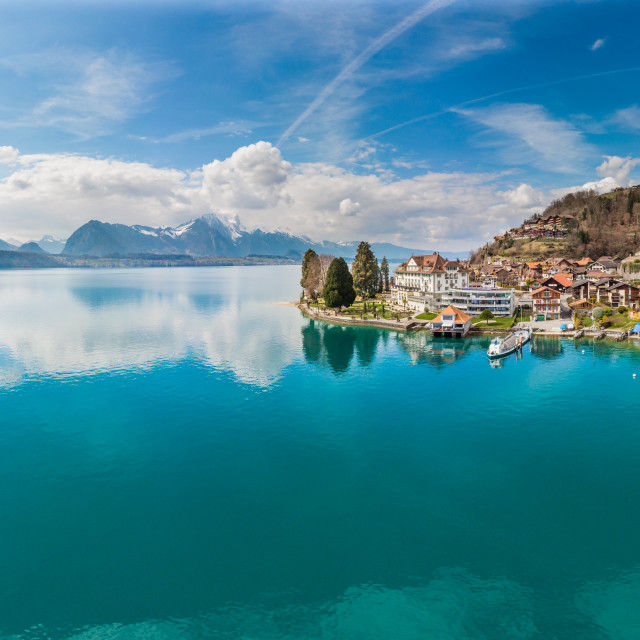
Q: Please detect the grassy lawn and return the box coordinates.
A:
[308,299,411,320]
[579,317,594,327]
[604,314,635,330]
[415,311,437,320]
[472,316,514,329]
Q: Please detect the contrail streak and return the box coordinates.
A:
[277,0,457,146]
[367,66,640,139]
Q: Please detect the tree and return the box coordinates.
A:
[381,256,390,292]
[300,248,318,289]
[322,258,356,309]
[479,309,494,325]
[351,241,378,298]
[376,259,383,294]
[305,256,322,300]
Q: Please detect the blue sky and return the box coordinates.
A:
[1,0,640,250]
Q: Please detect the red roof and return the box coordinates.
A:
[531,286,560,297]
[433,305,472,324]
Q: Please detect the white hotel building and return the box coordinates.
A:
[392,254,515,316]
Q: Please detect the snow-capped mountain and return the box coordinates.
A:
[59,213,439,259]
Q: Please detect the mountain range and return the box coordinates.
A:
[0,214,465,260]
[56,214,456,259]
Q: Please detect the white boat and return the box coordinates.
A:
[487,329,531,359]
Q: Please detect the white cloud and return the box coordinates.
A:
[0,146,19,164]
[500,183,545,209]
[456,103,592,174]
[339,198,360,216]
[612,105,640,130]
[590,38,606,51]
[277,0,457,145]
[200,141,292,210]
[596,155,640,184]
[551,155,640,197]
[446,37,505,59]
[0,141,564,251]
[0,151,194,238]
[0,48,176,137]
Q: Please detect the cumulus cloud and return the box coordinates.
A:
[590,38,606,51]
[0,151,194,238]
[500,183,545,209]
[338,198,360,216]
[596,155,640,184]
[0,146,19,164]
[551,155,640,197]
[201,141,292,210]
[0,141,560,251]
[456,103,592,174]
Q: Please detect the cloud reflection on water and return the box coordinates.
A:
[0,268,301,389]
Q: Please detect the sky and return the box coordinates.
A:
[1,0,640,251]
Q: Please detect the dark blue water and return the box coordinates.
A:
[0,266,639,639]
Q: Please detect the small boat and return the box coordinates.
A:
[487,329,531,359]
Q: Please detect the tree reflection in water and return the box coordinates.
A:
[301,320,380,374]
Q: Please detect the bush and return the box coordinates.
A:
[618,305,628,315]
[603,306,613,317]
[593,307,605,320]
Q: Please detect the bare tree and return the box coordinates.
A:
[317,254,335,292]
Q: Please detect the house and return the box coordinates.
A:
[539,273,573,292]
[531,286,561,320]
[574,257,594,268]
[597,282,640,309]
[392,254,469,311]
[589,259,618,273]
[569,299,595,312]
[430,305,472,337]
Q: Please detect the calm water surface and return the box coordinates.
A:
[0,266,639,639]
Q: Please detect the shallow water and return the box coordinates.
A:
[0,266,639,639]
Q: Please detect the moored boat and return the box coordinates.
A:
[487,329,531,359]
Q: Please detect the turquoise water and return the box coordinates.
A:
[1,266,640,639]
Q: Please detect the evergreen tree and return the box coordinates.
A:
[381,256,390,292]
[300,248,318,288]
[377,258,383,294]
[322,258,356,309]
[351,241,378,298]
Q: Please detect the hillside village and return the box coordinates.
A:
[301,188,640,339]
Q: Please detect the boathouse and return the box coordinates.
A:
[430,305,472,338]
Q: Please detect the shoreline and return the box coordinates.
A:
[298,304,640,343]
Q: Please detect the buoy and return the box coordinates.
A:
[634,373,637,378]
[582,350,585,354]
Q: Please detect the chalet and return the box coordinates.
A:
[589,259,618,273]
[532,286,561,320]
[569,299,596,312]
[430,305,472,338]
[574,257,594,268]
[539,273,573,292]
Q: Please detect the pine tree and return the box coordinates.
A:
[381,256,390,292]
[322,258,356,309]
[377,258,383,294]
[351,241,378,298]
[300,248,318,289]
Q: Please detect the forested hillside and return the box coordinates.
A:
[474,186,640,262]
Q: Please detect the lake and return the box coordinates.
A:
[0,266,639,639]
